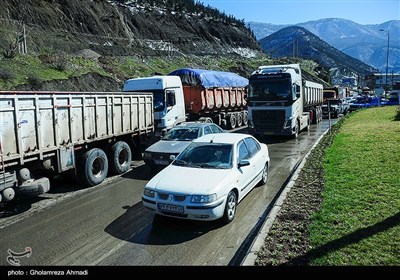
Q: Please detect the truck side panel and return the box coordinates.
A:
[1,92,153,167]
[183,85,246,115]
[304,81,323,108]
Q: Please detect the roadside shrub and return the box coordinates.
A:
[51,54,70,71]
[395,107,400,121]
[26,74,43,90]
[0,69,15,82]
[38,54,57,64]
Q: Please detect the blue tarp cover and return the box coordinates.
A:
[168,68,248,88]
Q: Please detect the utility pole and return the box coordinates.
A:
[379,29,390,91]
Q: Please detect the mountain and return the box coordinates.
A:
[0,0,272,91]
[0,0,261,58]
[258,26,377,77]
[248,18,400,73]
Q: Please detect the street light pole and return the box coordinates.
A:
[380,29,390,92]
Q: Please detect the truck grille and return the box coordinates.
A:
[252,110,285,131]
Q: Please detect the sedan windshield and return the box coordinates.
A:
[162,128,200,141]
[173,143,233,169]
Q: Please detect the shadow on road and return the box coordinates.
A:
[105,202,223,245]
[121,164,154,181]
[0,196,50,218]
[131,214,223,245]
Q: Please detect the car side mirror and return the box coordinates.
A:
[170,155,176,161]
[238,159,250,168]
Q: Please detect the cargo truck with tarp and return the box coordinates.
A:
[123,68,248,140]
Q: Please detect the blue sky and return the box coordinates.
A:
[200,0,400,24]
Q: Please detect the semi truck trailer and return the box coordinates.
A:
[0,91,154,203]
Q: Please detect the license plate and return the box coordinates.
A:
[154,160,169,165]
[157,203,184,214]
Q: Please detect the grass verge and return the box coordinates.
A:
[309,106,400,265]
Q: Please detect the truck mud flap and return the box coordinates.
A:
[16,178,50,197]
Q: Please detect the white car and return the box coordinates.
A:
[142,133,270,223]
[143,122,224,171]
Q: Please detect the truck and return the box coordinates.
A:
[321,98,350,118]
[122,68,248,140]
[0,91,153,203]
[323,86,348,101]
[247,64,324,138]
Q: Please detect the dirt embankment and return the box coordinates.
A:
[1,0,261,56]
[255,123,341,265]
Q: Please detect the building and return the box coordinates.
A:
[365,72,400,91]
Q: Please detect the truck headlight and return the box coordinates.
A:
[191,194,217,203]
[143,152,152,159]
[144,188,155,198]
[284,117,294,128]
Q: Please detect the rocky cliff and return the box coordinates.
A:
[0,0,261,57]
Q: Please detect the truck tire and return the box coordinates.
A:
[236,112,243,127]
[334,111,338,118]
[78,148,108,187]
[242,111,248,126]
[221,119,227,129]
[305,120,310,131]
[228,114,236,129]
[109,141,132,175]
[1,188,15,202]
[292,121,299,139]
[17,177,50,197]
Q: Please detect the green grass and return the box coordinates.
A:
[0,54,109,90]
[0,51,327,91]
[309,106,400,265]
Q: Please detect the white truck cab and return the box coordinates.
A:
[123,76,186,137]
[247,64,323,138]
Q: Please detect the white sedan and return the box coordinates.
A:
[142,133,270,223]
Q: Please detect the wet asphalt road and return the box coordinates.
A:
[0,119,337,266]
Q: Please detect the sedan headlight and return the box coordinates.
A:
[144,188,155,198]
[191,194,217,203]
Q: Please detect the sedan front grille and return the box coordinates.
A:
[157,192,187,202]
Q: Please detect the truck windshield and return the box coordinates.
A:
[324,99,340,105]
[125,89,165,112]
[248,79,292,103]
[323,92,335,99]
[152,90,166,112]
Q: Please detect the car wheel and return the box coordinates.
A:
[260,162,268,185]
[222,191,237,223]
